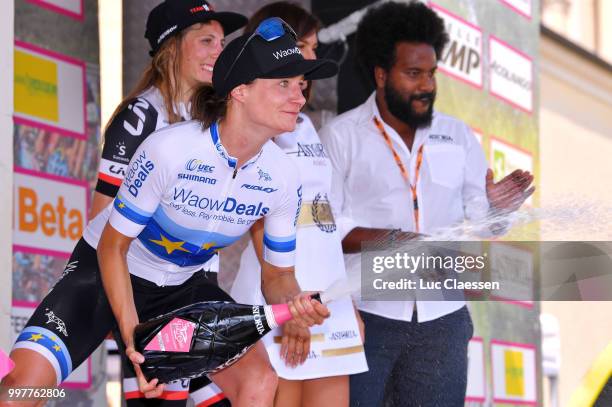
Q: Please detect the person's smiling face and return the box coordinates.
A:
[242,76,307,134]
[179,21,225,87]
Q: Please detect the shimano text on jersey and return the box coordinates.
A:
[178,173,217,185]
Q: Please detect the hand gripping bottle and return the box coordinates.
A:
[134,296,321,383]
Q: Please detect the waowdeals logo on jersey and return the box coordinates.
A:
[122,150,156,198]
[170,187,271,227]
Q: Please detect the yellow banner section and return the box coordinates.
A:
[504,349,525,397]
[14,50,59,122]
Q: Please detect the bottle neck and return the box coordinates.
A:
[265,304,292,329]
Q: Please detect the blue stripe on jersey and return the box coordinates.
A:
[210,122,219,145]
[210,122,238,168]
[152,208,237,248]
[210,121,219,144]
[263,233,296,253]
[18,326,72,381]
[114,195,153,225]
[263,232,297,242]
[137,218,239,267]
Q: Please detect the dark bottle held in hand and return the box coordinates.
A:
[133,300,296,383]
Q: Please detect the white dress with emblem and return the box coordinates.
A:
[231,113,368,379]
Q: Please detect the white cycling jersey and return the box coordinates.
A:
[95,87,223,273]
[84,120,301,286]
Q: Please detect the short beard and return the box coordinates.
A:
[384,81,435,129]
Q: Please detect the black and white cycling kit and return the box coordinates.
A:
[96,87,184,197]
[13,120,302,387]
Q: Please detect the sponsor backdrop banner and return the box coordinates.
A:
[14,41,87,140]
[491,340,538,405]
[13,167,88,255]
[429,0,541,403]
[12,0,103,404]
[0,1,15,352]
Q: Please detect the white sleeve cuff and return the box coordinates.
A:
[109,208,146,238]
[263,248,295,268]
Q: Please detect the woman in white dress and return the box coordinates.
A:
[230,3,368,406]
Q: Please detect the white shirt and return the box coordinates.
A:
[319,92,489,322]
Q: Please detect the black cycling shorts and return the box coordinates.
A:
[13,238,233,387]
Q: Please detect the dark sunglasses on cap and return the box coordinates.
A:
[222,17,298,83]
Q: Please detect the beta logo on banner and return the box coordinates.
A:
[499,0,532,19]
[491,340,537,405]
[489,36,533,113]
[431,3,483,89]
[26,0,83,20]
[13,168,87,256]
[14,42,86,139]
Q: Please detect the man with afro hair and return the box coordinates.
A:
[320,1,534,405]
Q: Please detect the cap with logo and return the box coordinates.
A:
[212,17,338,98]
[145,0,247,56]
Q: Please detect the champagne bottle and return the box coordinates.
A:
[134,296,320,383]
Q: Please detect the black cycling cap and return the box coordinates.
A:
[212,18,338,98]
[145,0,247,56]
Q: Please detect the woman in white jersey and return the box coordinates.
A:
[90,2,247,405]
[1,18,337,407]
[230,3,367,406]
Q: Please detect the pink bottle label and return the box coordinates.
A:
[144,318,196,352]
[271,304,293,326]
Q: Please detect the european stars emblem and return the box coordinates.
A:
[202,242,217,251]
[118,202,126,209]
[53,344,61,352]
[29,333,43,342]
[150,234,191,255]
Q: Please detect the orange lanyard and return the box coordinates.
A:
[373,117,424,232]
